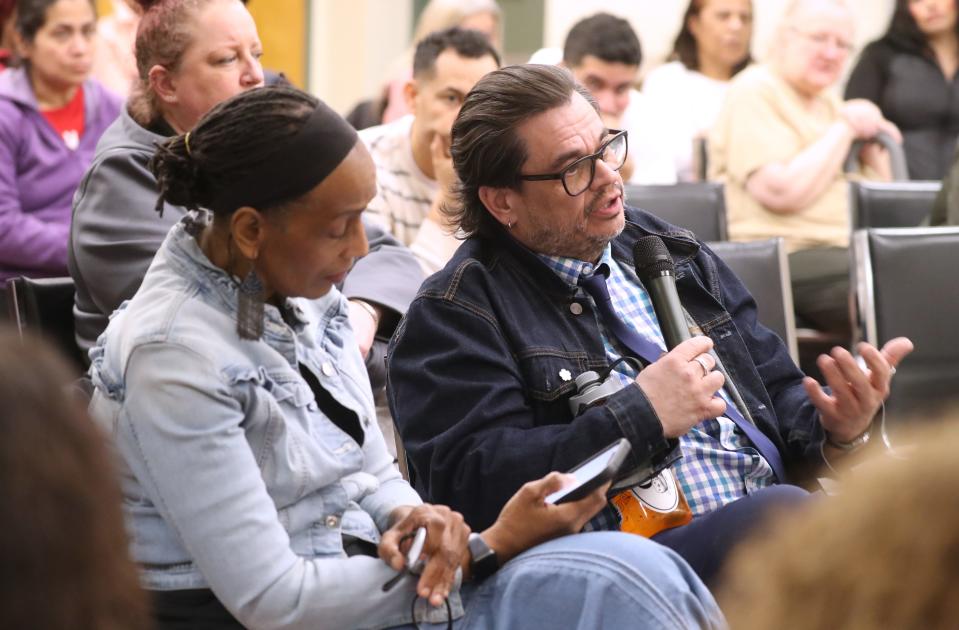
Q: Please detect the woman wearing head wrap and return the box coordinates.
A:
[88,86,724,630]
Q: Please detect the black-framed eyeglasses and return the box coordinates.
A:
[519,129,628,197]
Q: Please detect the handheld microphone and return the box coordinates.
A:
[633,236,690,350]
[633,236,758,425]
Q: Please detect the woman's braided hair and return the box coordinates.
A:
[149,86,317,217]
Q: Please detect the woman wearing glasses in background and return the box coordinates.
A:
[846,0,959,180]
[709,0,900,340]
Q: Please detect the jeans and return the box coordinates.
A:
[390,532,726,630]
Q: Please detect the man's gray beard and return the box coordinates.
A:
[527,184,625,261]
[527,217,623,262]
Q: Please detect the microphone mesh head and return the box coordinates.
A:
[633,236,674,282]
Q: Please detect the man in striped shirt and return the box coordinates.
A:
[360,27,499,275]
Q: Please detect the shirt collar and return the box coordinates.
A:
[537,245,614,288]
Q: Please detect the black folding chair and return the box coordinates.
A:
[707,238,798,364]
[7,276,85,372]
[625,183,728,242]
[851,227,959,423]
[849,181,940,230]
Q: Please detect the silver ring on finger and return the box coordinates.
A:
[694,355,711,378]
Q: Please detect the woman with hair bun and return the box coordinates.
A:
[0,0,121,282]
[88,85,724,630]
[69,0,421,382]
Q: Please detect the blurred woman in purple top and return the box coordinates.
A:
[0,0,120,282]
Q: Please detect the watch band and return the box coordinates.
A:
[826,427,871,451]
[467,533,498,581]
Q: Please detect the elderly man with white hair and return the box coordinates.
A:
[709,0,901,338]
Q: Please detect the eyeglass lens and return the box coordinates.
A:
[563,133,627,196]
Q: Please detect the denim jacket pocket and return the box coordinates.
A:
[224,366,342,508]
[515,348,592,403]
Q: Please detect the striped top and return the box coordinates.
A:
[359,115,460,274]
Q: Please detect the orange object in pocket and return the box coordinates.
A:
[611,469,692,537]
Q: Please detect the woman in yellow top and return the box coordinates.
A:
[709,0,901,337]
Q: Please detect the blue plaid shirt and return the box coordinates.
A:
[538,246,774,527]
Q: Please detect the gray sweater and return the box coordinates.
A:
[68,107,424,355]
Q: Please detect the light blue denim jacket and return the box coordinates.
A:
[89,216,460,629]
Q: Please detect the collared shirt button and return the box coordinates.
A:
[325,515,340,528]
[321,362,335,376]
[569,302,583,315]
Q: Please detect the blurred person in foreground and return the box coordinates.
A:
[709,0,900,338]
[0,0,120,283]
[0,328,148,630]
[643,0,753,182]
[719,418,959,629]
[388,62,913,587]
[88,85,724,630]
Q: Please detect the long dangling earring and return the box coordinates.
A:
[237,266,265,340]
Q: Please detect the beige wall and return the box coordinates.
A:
[306,0,898,115]
[543,0,896,79]
[308,0,413,114]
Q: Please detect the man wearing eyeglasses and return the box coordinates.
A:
[388,63,912,587]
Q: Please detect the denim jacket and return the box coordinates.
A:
[89,216,460,630]
[388,207,826,531]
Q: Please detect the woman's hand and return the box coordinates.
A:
[378,504,470,607]
[479,472,611,567]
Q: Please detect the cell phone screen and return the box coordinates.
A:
[544,439,628,504]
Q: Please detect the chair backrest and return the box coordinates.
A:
[7,276,85,371]
[707,238,799,364]
[849,181,940,230]
[626,183,728,242]
[852,227,959,421]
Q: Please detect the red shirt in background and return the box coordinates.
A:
[41,84,85,150]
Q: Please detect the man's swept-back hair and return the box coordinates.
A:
[413,26,501,79]
[447,64,597,237]
[563,12,642,68]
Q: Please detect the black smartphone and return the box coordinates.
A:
[545,438,632,505]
